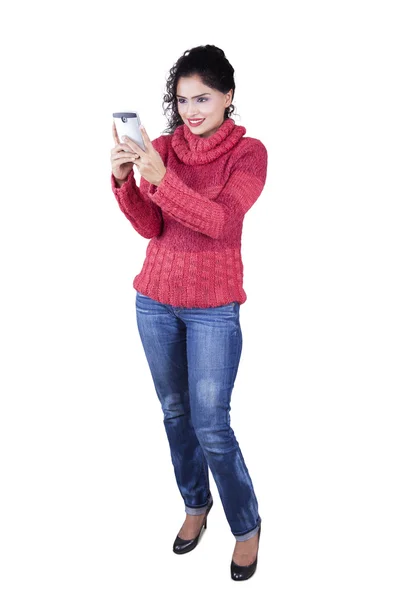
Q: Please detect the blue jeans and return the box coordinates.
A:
[135,291,262,541]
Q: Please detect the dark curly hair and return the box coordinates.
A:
[161,44,237,135]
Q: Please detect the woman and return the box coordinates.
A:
[110,44,268,581]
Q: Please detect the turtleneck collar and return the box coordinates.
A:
[171,117,246,165]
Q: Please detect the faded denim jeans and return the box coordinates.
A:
[135,291,261,541]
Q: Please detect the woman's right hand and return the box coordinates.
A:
[110,121,140,184]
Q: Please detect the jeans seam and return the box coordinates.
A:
[226,316,242,428]
[201,450,210,500]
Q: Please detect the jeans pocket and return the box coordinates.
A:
[216,301,237,308]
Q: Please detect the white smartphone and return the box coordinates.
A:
[113,111,145,151]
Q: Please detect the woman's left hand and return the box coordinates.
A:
[122,126,167,187]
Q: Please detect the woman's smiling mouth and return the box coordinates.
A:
[188,118,205,127]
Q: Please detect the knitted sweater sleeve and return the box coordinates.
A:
[110,139,164,239]
[147,139,268,240]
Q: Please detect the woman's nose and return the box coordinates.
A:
[185,101,200,117]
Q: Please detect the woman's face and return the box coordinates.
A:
[176,74,232,138]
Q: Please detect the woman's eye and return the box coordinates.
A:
[177,98,208,104]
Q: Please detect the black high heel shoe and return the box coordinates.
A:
[173,498,213,554]
[230,522,262,581]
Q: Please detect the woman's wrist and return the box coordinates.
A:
[114,175,129,188]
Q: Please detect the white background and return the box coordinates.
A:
[1,1,399,598]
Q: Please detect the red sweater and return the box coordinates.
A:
[110,117,268,307]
